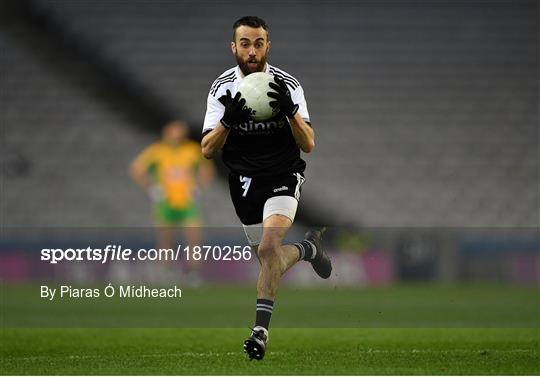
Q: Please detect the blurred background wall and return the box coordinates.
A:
[1,0,538,285]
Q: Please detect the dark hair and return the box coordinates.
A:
[232,16,268,41]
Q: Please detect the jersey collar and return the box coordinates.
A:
[236,63,271,80]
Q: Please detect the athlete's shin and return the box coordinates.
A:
[256,244,283,299]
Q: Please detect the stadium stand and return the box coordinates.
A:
[1,12,235,227]
[2,0,538,228]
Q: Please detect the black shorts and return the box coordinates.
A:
[229,172,306,225]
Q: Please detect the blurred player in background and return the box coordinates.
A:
[130,120,214,286]
[201,16,332,360]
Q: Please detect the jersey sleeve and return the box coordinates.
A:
[291,85,310,124]
[202,92,225,135]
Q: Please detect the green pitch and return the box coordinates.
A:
[3,284,538,327]
[1,328,538,375]
[1,284,539,374]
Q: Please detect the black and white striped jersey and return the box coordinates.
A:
[202,63,311,178]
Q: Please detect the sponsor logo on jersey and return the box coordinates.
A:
[234,118,287,135]
[273,186,288,193]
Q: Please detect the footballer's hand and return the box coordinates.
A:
[218,90,252,129]
[268,76,299,118]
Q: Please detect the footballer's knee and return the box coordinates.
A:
[257,241,281,265]
[257,242,286,274]
[257,242,278,261]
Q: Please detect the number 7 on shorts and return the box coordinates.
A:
[240,176,252,197]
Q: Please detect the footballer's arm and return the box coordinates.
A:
[197,158,215,189]
[129,159,152,191]
[201,123,230,159]
[289,112,315,153]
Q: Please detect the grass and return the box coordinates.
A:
[3,284,539,327]
[1,328,538,375]
[1,284,539,374]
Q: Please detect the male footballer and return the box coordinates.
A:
[201,16,332,360]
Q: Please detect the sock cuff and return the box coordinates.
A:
[294,242,305,260]
[255,299,274,329]
[305,240,317,259]
[295,240,317,261]
[256,298,274,311]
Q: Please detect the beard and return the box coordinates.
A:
[235,53,267,76]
